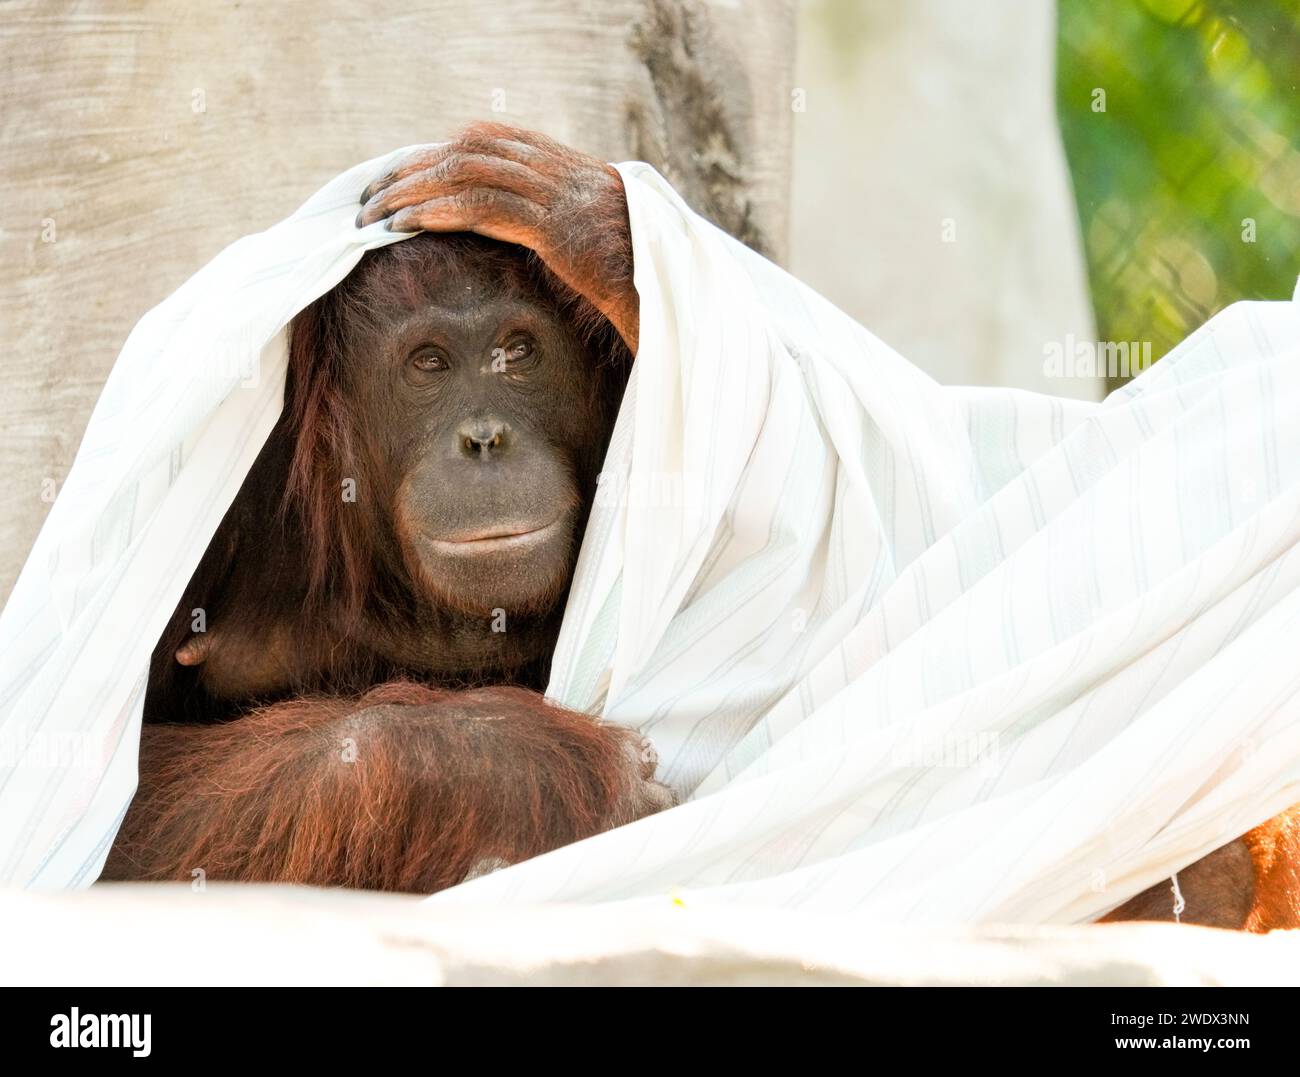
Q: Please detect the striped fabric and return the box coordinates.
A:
[2,157,1298,924]
[0,148,412,888]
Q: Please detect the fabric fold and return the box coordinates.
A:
[0,154,1296,926]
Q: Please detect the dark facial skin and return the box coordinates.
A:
[349,264,596,622]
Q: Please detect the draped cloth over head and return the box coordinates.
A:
[2,152,1298,924]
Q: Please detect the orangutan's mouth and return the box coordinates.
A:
[421,516,565,555]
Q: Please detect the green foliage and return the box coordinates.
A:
[1057,0,1300,386]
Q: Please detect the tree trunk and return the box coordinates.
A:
[0,0,796,601]
[789,0,1097,399]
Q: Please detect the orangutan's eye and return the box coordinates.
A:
[411,349,449,373]
[488,336,538,375]
[505,337,534,362]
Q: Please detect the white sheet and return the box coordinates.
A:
[2,152,1298,923]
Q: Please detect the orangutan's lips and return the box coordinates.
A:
[422,517,564,554]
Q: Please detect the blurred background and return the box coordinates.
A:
[1,0,1297,599]
[1057,0,1300,390]
[791,0,1299,395]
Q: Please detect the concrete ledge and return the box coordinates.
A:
[3,884,1297,986]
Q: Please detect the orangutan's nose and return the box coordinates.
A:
[458,417,508,457]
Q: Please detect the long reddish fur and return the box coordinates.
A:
[104,681,645,893]
[1243,809,1300,930]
